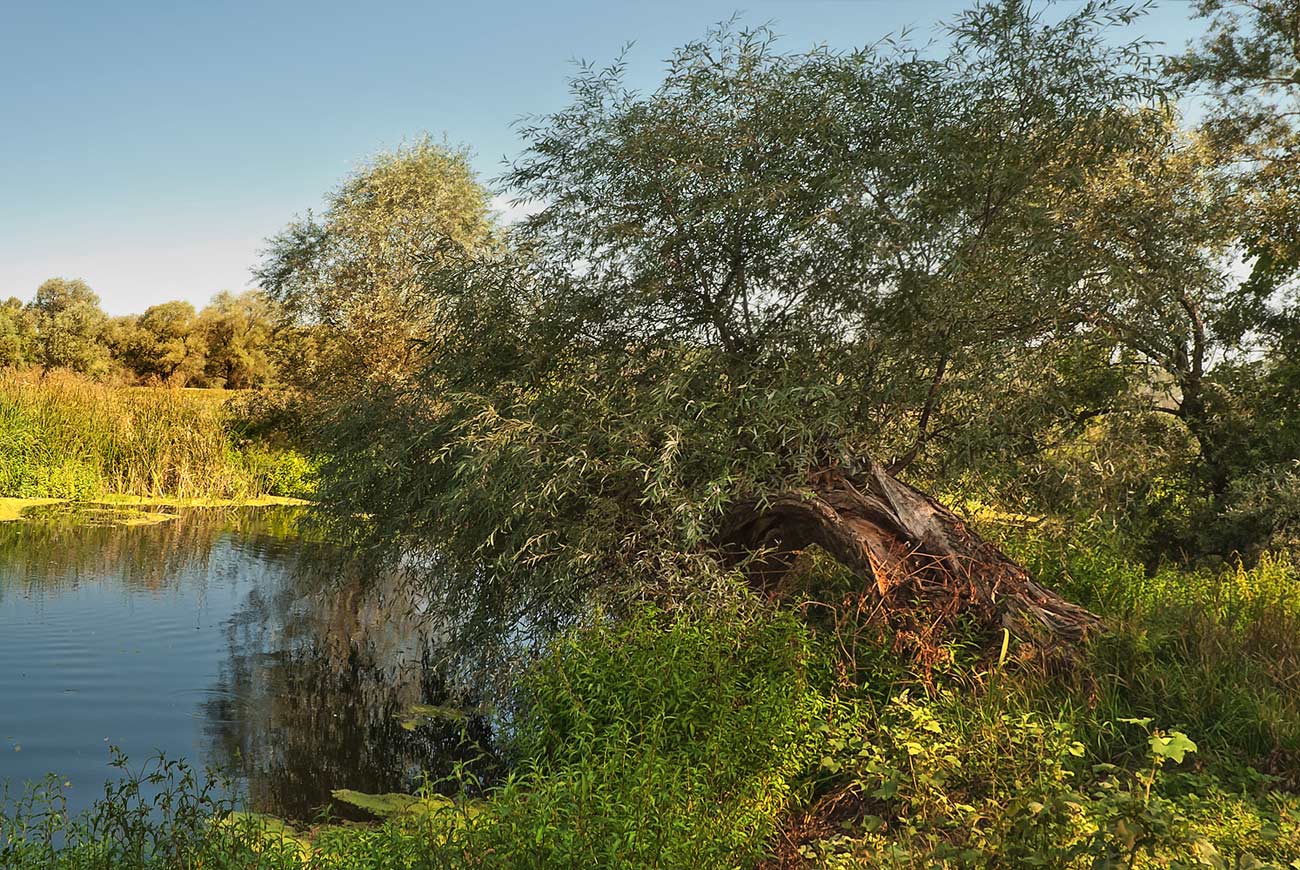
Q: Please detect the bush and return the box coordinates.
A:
[444,603,829,867]
[236,446,318,498]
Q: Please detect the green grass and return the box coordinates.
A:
[3,528,1299,867]
[0,371,315,501]
[1004,530,1300,779]
[442,604,829,867]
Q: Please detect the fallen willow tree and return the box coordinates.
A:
[720,460,1103,644]
[266,2,1177,661]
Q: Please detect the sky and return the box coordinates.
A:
[0,0,1207,315]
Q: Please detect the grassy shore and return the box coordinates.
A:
[0,497,62,522]
[0,495,310,525]
[0,371,313,505]
[4,531,1299,867]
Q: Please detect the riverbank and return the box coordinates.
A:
[0,497,62,522]
[0,495,310,524]
[3,526,1299,867]
[0,371,314,504]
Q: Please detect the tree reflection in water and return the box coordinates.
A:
[1,506,499,822]
[197,514,500,821]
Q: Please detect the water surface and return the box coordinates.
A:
[0,507,489,820]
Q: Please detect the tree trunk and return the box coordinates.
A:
[718,458,1101,649]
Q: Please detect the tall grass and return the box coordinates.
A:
[1002,529,1300,777]
[0,370,313,500]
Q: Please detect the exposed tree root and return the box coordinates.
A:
[718,458,1102,651]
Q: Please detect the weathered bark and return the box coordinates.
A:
[718,458,1101,647]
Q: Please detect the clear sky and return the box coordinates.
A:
[0,0,1206,315]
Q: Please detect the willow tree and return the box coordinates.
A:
[1156,1,1300,520]
[256,136,495,385]
[30,278,110,375]
[117,300,208,385]
[0,297,35,369]
[1169,0,1300,298]
[314,1,1176,656]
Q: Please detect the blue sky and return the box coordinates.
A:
[0,0,1206,315]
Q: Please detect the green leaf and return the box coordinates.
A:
[1148,731,1197,763]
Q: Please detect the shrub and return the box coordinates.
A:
[445,603,829,867]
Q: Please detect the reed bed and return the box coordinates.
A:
[0,370,311,500]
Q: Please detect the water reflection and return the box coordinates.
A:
[0,507,495,821]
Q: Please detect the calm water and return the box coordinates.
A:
[0,507,490,820]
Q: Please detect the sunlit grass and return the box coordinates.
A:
[0,370,314,501]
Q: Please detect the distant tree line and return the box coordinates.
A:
[0,280,298,388]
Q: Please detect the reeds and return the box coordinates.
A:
[0,370,308,499]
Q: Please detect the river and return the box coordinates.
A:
[0,506,491,821]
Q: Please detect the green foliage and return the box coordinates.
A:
[196,291,278,389]
[788,534,1300,865]
[236,445,318,498]
[0,371,313,500]
[805,700,1300,868]
[3,277,286,390]
[6,589,1300,867]
[0,297,36,369]
[30,278,110,375]
[257,135,494,384]
[442,604,826,867]
[6,1,1300,867]
[1001,527,1300,776]
[0,750,308,869]
[0,605,827,868]
[302,0,1188,659]
[112,301,208,385]
[253,137,498,529]
[1221,465,1300,556]
[1169,0,1300,294]
[968,323,1300,561]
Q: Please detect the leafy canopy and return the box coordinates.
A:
[30,278,109,375]
[1169,0,1300,295]
[309,1,1179,652]
[257,136,495,383]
